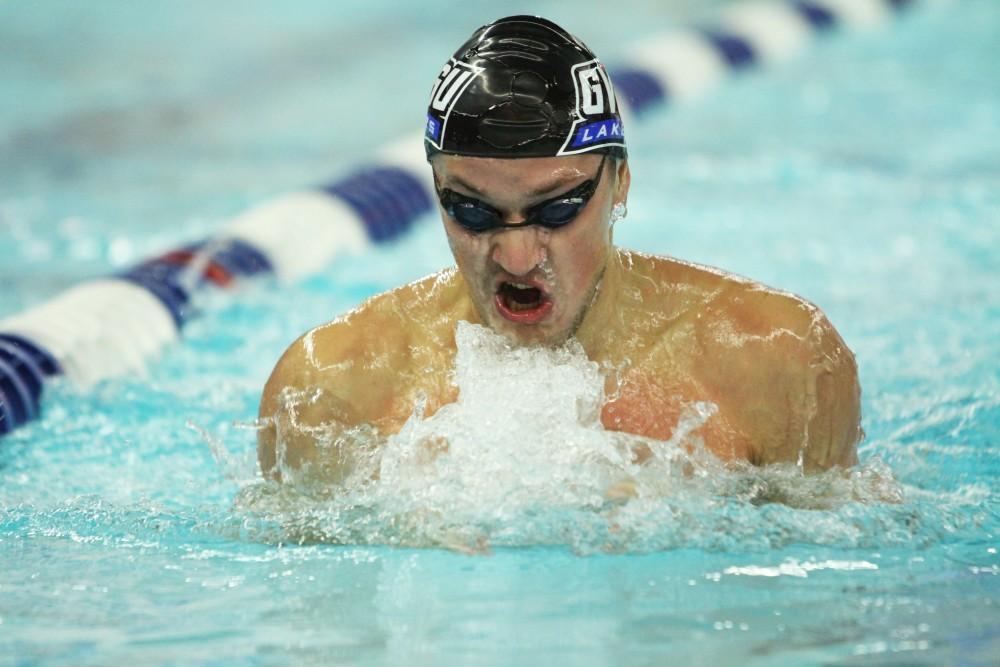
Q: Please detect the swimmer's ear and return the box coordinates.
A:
[613,158,631,212]
[428,153,443,188]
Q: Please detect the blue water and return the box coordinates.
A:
[2,1,998,665]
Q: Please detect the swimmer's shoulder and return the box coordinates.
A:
[263,267,471,412]
[695,263,849,366]
[620,248,761,307]
[678,258,859,469]
[338,266,473,354]
[626,249,860,468]
[698,275,861,469]
[299,266,468,355]
[257,268,470,476]
[624,248,836,343]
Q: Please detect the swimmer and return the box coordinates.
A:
[257,16,862,484]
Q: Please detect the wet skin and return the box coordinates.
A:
[257,154,862,483]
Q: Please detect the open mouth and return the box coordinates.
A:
[494,281,553,324]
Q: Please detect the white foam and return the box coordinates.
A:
[234,324,905,553]
[368,322,716,523]
[719,558,879,578]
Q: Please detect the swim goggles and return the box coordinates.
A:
[435,153,608,233]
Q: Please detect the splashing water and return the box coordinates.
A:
[375,321,703,512]
[224,322,914,554]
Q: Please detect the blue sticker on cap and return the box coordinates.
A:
[570,118,625,149]
[426,114,441,141]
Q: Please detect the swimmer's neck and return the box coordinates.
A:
[574,246,629,358]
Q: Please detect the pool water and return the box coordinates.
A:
[2,1,998,665]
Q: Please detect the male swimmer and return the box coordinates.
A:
[258,16,862,484]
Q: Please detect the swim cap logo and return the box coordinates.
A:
[577,65,616,116]
[558,59,626,156]
[425,58,482,150]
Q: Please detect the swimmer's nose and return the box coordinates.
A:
[490,226,547,276]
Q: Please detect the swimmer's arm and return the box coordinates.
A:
[697,291,861,471]
[798,315,862,470]
[257,331,371,483]
[756,312,862,471]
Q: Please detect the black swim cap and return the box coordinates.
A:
[424,15,627,160]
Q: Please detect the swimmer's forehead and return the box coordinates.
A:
[433,153,605,199]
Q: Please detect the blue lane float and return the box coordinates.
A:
[793,1,839,29]
[609,68,669,116]
[0,335,61,435]
[323,166,433,243]
[0,0,929,438]
[702,29,759,69]
[120,238,274,328]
